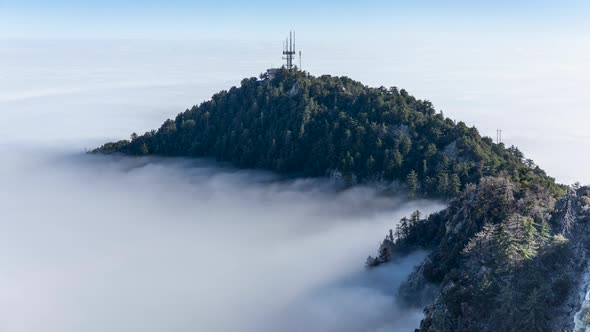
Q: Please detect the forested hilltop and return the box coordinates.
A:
[94,68,589,331]
[94,68,560,198]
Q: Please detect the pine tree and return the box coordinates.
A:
[506,215,539,260]
[520,288,547,332]
[383,149,395,179]
[437,172,449,195]
[365,255,379,268]
[366,155,375,175]
[449,173,461,197]
[492,281,521,330]
[494,223,520,271]
[406,170,418,197]
[400,135,412,155]
[400,217,409,238]
[463,224,496,265]
[393,149,403,171]
[140,143,149,155]
[521,216,539,259]
[538,220,551,245]
[394,224,402,241]
[411,210,422,223]
[378,242,391,263]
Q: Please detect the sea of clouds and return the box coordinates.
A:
[1,34,585,331]
[0,148,441,332]
[0,39,445,332]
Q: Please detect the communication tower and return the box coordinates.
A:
[282,31,297,69]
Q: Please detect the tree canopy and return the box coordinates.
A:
[94,68,561,198]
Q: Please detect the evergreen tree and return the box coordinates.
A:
[494,223,520,271]
[520,288,548,332]
[365,255,379,268]
[406,170,419,197]
[378,242,391,263]
[400,217,409,238]
[449,173,461,197]
[437,172,449,196]
[538,220,551,245]
[410,210,421,224]
[140,143,149,155]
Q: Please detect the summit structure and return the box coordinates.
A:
[282,31,297,70]
[265,31,301,80]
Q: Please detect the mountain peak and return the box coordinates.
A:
[94,71,562,198]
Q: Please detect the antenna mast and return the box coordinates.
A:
[282,30,297,70]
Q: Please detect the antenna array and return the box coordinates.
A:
[282,31,297,69]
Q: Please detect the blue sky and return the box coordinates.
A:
[1,0,589,38]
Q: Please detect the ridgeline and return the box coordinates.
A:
[94,68,561,198]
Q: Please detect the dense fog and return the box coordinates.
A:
[0,148,442,332]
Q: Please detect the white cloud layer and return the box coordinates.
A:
[0,32,586,331]
[0,149,442,332]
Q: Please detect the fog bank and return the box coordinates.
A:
[0,148,443,332]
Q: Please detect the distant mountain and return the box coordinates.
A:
[94,68,561,198]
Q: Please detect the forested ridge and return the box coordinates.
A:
[94,68,561,198]
[369,179,590,331]
[95,68,584,331]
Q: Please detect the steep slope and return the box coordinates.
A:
[94,68,560,198]
[369,181,590,331]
